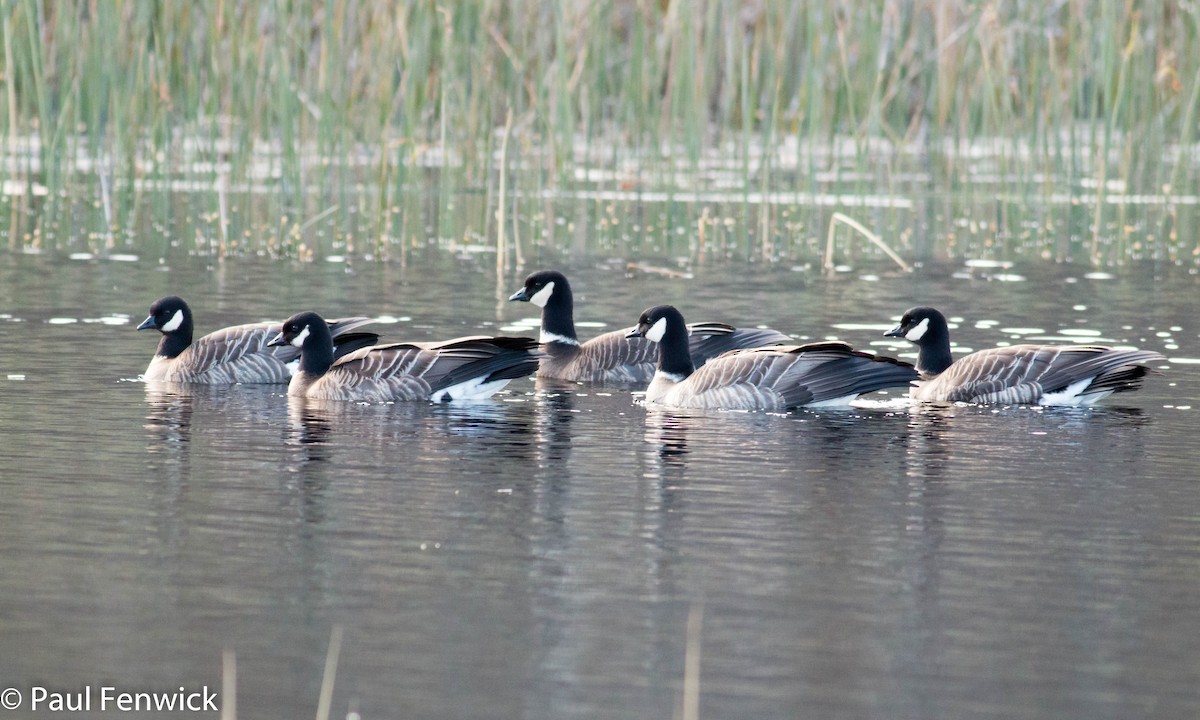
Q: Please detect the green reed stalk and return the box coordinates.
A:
[1,1,1197,264]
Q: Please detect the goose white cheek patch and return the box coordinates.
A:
[905,318,930,342]
[161,309,184,333]
[645,317,668,344]
[529,281,555,308]
[291,325,311,348]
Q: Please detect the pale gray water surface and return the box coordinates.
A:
[0,252,1198,719]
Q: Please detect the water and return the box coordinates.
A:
[0,251,1198,719]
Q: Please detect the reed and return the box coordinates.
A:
[1,1,1197,265]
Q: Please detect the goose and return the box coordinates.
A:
[626,304,918,411]
[883,306,1165,404]
[508,269,791,383]
[137,296,379,383]
[268,310,543,402]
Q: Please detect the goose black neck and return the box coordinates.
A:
[540,283,577,342]
[156,322,193,359]
[656,320,695,380]
[299,323,335,376]
[916,327,954,375]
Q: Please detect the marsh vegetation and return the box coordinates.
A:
[3,1,1199,266]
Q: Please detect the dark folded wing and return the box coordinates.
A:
[687,322,791,366]
[326,317,380,360]
[329,336,541,398]
[669,341,916,410]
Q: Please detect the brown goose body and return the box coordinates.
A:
[909,344,1164,405]
[537,321,792,384]
[137,296,377,384]
[273,312,542,403]
[886,307,1164,405]
[509,270,790,383]
[629,305,918,411]
[144,321,301,383]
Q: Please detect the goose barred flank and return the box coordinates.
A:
[269,310,543,402]
[136,296,378,384]
[884,306,1165,404]
[627,304,918,411]
[509,270,791,383]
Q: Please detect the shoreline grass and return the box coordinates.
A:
[1,1,1198,266]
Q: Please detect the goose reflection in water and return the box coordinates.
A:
[901,401,1152,482]
[530,386,576,465]
[281,390,543,471]
[143,382,197,449]
[142,383,199,503]
[642,408,691,465]
[284,397,338,464]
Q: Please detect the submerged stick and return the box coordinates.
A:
[682,603,703,720]
[824,212,911,272]
[221,650,236,720]
[315,625,343,720]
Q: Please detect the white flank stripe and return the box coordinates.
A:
[806,393,861,408]
[1039,376,1096,406]
[437,377,510,401]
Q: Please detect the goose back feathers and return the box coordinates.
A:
[885,306,1164,404]
[271,311,542,402]
[137,296,378,383]
[628,305,918,411]
[509,270,791,383]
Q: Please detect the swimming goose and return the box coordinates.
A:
[508,270,791,383]
[269,310,543,402]
[883,306,1165,404]
[137,296,379,383]
[626,305,918,411]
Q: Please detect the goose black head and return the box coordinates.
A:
[509,270,578,344]
[269,311,328,350]
[626,305,688,344]
[137,296,195,358]
[270,311,335,375]
[137,296,192,335]
[627,305,693,378]
[508,269,570,309]
[885,306,953,375]
[884,307,949,346]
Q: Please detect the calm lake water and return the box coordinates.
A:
[0,249,1198,719]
